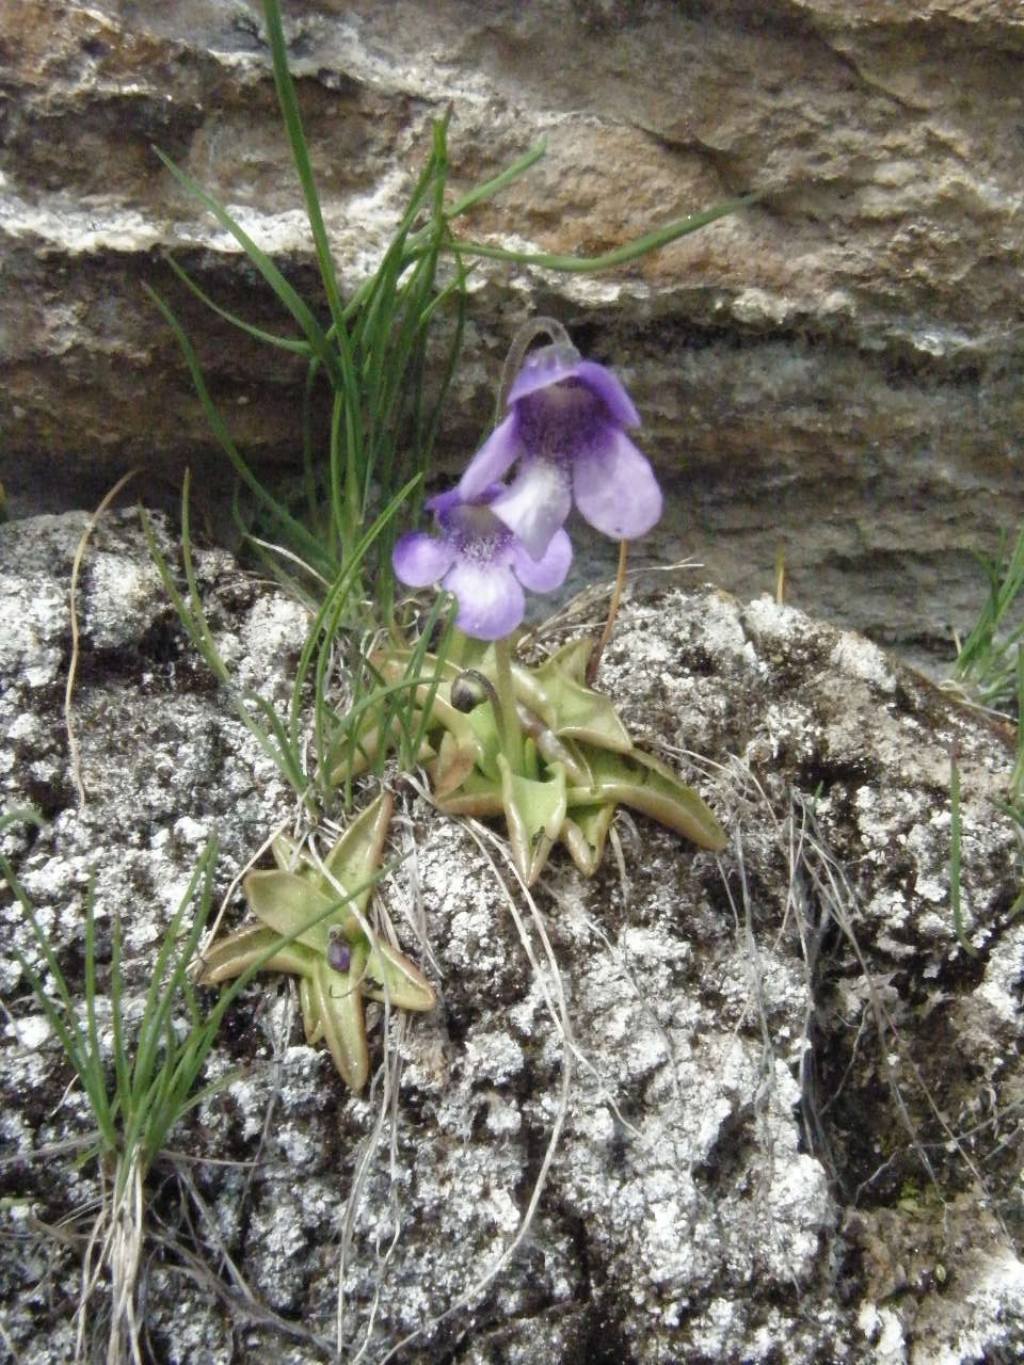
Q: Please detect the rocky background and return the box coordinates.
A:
[3,0,1024,662]
[4,5,1024,1360]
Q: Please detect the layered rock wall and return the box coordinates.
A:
[3,0,1023,654]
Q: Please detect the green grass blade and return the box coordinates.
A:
[144,288,326,566]
[81,882,116,1142]
[328,387,349,555]
[446,139,547,218]
[109,907,132,1124]
[144,502,314,804]
[949,745,980,958]
[141,493,229,687]
[3,846,118,1150]
[162,256,314,356]
[261,0,346,335]
[300,357,329,544]
[954,522,1024,709]
[130,845,213,1107]
[288,479,420,737]
[246,692,311,796]
[178,474,232,685]
[451,192,762,273]
[310,479,423,781]
[407,596,457,764]
[1012,646,1024,801]
[153,147,339,385]
[0,808,43,838]
[414,248,468,489]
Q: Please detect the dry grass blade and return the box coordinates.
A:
[65,469,139,806]
[145,1158,333,1354]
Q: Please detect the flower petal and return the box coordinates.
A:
[392,531,456,588]
[572,427,663,540]
[427,484,506,518]
[490,459,572,560]
[512,527,572,592]
[506,343,582,406]
[575,360,640,427]
[458,414,523,500]
[443,559,526,640]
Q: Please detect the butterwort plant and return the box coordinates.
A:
[197,794,434,1090]
[194,320,726,1089]
[377,318,726,887]
[152,0,752,1094]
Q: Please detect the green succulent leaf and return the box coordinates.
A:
[516,711,593,786]
[498,754,567,886]
[271,832,302,874]
[530,641,633,753]
[321,792,394,900]
[431,727,480,798]
[560,802,616,877]
[326,709,396,783]
[195,924,318,985]
[364,940,437,1011]
[200,793,440,1091]
[242,869,342,954]
[326,707,436,784]
[540,636,592,684]
[403,678,496,790]
[460,694,502,778]
[270,831,322,879]
[567,747,726,851]
[434,766,506,818]
[429,687,504,794]
[449,635,495,677]
[299,974,322,1044]
[249,794,394,953]
[313,949,369,1091]
[335,640,726,886]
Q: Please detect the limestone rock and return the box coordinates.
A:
[3,2,1024,658]
[1,511,1022,1362]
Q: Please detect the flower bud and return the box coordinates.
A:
[327,936,352,974]
[451,671,490,713]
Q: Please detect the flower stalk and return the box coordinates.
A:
[587,539,629,687]
[493,637,524,773]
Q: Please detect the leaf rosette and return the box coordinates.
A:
[197,793,434,1089]
[338,634,726,888]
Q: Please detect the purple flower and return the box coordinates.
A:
[458,343,662,559]
[392,486,572,640]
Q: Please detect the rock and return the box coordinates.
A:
[3,2,1024,660]
[1,510,1022,1362]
